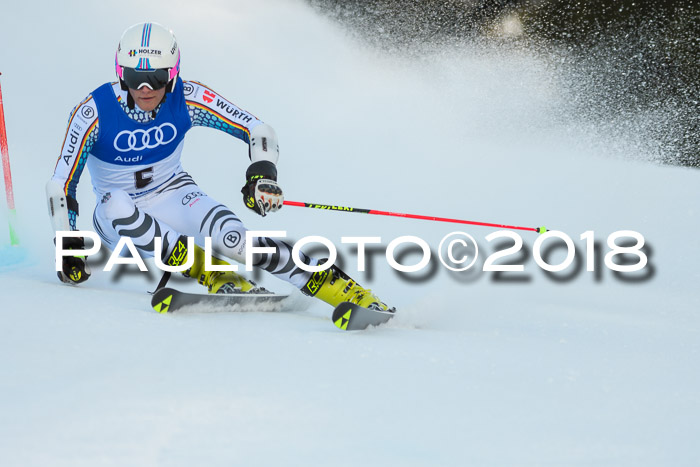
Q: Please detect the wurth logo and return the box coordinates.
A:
[203,90,216,103]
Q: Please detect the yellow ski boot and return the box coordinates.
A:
[182,243,262,294]
[301,264,393,311]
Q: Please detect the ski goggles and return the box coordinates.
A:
[121,67,173,90]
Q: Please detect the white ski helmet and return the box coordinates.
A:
[115,22,180,93]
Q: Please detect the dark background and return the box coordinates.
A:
[307,0,698,167]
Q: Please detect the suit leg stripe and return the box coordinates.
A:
[136,221,162,254]
[200,205,226,232]
[251,237,312,282]
[117,213,154,239]
[207,213,239,236]
[158,179,196,194]
[218,216,240,231]
[289,251,312,278]
[161,182,196,194]
[252,237,276,270]
[159,226,171,258]
[280,244,310,277]
[265,238,283,272]
[155,173,197,195]
[93,211,110,244]
[112,208,139,229]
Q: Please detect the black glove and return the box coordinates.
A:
[241,160,284,217]
[57,236,91,284]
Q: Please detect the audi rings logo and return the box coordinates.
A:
[181,191,205,205]
[113,123,178,153]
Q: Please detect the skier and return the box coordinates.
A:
[47,21,393,314]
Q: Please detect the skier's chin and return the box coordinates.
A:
[129,88,166,112]
[137,97,158,111]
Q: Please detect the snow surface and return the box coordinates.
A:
[1,1,699,466]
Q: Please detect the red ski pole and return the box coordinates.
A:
[0,72,19,245]
[283,200,547,234]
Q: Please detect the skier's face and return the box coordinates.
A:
[128,86,166,112]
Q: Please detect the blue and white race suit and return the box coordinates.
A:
[50,78,315,288]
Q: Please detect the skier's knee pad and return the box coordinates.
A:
[98,190,136,222]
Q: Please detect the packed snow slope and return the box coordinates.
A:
[1,1,699,466]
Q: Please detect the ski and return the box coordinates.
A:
[151,287,291,313]
[151,288,396,330]
[331,302,396,330]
